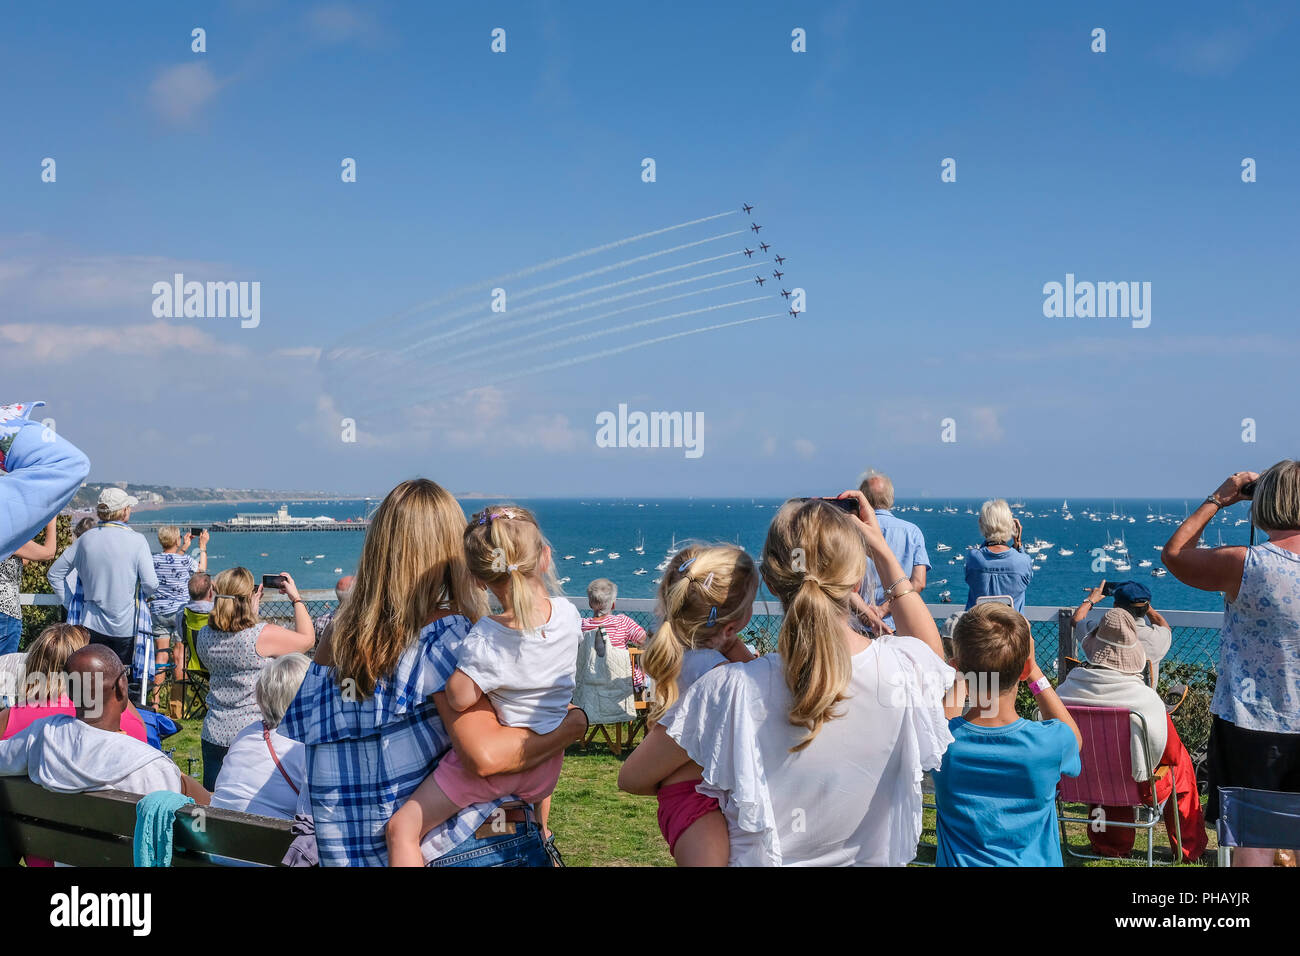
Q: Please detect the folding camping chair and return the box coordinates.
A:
[177,607,210,719]
[1215,787,1300,867]
[1057,704,1180,866]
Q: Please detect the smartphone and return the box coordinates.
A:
[261,573,286,591]
[190,527,203,537]
[1102,582,1119,597]
[797,497,859,514]
[974,595,1014,607]
[1241,480,1258,499]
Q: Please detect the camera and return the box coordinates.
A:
[1241,480,1258,499]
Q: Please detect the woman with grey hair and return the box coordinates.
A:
[1164,462,1300,867]
[210,653,311,819]
[963,499,1033,611]
[581,578,648,690]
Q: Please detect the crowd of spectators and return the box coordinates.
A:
[0,401,1296,867]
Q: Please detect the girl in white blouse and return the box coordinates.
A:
[620,492,961,866]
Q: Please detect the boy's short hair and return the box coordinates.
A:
[188,571,212,601]
[587,578,617,614]
[951,602,1031,693]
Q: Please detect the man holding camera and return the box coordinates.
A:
[1072,580,1171,684]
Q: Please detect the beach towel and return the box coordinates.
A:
[133,790,195,867]
[282,813,320,867]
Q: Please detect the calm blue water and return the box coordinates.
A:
[137,497,1248,612]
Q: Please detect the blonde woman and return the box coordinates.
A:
[620,493,959,866]
[196,567,314,789]
[964,498,1033,611]
[623,543,757,866]
[280,482,588,866]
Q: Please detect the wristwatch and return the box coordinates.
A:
[1205,494,1224,509]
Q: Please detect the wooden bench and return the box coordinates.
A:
[0,778,297,867]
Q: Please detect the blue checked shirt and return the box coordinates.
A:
[279,614,508,866]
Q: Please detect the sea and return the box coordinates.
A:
[137,497,1247,613]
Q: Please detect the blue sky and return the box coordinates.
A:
[2,1,1296,498]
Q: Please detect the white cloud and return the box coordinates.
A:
[0,249,232,314]
[306,2,384,46]
[794,438,816,459]
[0,321,243,361]
[149,63,221,124]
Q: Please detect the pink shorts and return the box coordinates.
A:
[656,778,720,853]
[433,749,565,807]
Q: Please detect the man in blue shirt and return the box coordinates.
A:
[858,469,931,606]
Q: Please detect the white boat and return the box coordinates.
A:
[595,559,604,564]
[1058,549,1074,556]
[315,554,325,559]
[587,548,603,555]
[1151,568,1167,577]
[1113,562,1132,571]
[935,543,952,552]
[938,590,952,603]
[333,567,343,573]
[558,577,570,585]
[633,568,647,575]
[582,560,593,566]
[607,552,620,559]
[1138,559,1152,568]
[563,554,575,560]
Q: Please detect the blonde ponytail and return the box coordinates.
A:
[761,499,866,751]
[463,506,556,631]
[645,544,758,725]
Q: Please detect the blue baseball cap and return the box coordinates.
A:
[1112,581,1151,605]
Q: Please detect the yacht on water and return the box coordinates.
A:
[935,543,952,552]
[1151,567,1167,577]
[1058,549,1074,556]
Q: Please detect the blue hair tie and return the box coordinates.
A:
[705,606,718,627]
[678,557,697,572]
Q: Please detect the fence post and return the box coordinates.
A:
[1056,608,1075,678]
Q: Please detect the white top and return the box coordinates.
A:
[664,635,955,866]
[1056,665,1168,781]
[453,597,582,734]
[659,647,728,724]
[211,720,306,820]
[1132,618,1172,683]
[0,713,183,795]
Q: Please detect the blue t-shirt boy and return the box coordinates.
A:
[932,717,1081,866]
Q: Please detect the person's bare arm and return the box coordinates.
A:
[14,520,57,562]
[436,692,587,777]
[617,723,693,795]
[1027,650,1082,749]
[255,573,315,656]
[911,565,927,594]
[1146,606,1168,629]
[195,530,209,572]
[1074,581,1107,624]
[1163,473,1255,601]
[444,669,483,712]
[181,774,211,805]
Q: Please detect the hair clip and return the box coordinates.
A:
[678,557,697,572]
[507,563,519,572]
[702,571,715,591]
[705,605,718,627]
[476,512,491,525]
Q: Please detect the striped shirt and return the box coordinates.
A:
[149,551,197,619]
[279,614,508,866]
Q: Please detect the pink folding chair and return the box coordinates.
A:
[1056,704,1180,866]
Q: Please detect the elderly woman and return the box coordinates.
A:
[1056,609,1206,862]
[197,568,315,790]
[47,489,158,677]
[280,479,589,867]
[1164,463,1300,868]
[964,499,1033,611]
[581,578,647,689]
[619,492,958,865]
[211,653,311,819]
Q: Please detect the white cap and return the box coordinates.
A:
[98,487,139,511]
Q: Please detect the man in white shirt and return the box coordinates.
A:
[0,646,208,800]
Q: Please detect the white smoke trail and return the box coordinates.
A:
[325,211,738,355]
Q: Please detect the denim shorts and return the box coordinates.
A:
[0,613,21,656]
[427,819,552,868]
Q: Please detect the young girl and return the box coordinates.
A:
[386,506,581,866]
[637,543,758,866]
